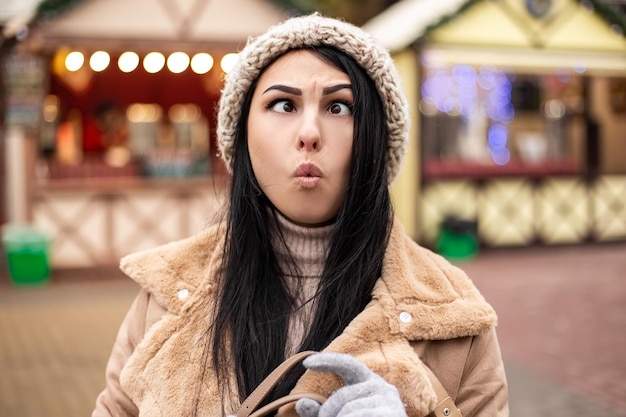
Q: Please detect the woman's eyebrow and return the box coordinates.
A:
[262,83,352,95]
[322,83,352,95]
[263,85,301,95]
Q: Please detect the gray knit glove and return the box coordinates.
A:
[295,352,408,417]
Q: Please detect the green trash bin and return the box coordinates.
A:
[436,216,479,261]
[2,225,51,286]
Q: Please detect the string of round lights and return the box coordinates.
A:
[59,50,237,75]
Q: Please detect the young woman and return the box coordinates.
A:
[93,14,509,417]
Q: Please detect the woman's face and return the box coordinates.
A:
[247,49,354,227]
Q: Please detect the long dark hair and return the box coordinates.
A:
[211,45,393,408]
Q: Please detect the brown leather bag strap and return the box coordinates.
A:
[235,351,325,417]
[247,393,327,417]
[423,364,462,417]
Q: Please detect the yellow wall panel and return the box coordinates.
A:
[546,7,626,52]
[390,49,421,239]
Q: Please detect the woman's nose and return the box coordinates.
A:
[296,113,321,151]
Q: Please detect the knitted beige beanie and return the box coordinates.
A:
[216,13,410,183]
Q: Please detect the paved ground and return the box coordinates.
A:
[463,243,626,417]
[0,243,625,417]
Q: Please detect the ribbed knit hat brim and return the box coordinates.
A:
[216,13,410,183]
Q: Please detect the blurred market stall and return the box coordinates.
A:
[2,0,288,268]
[363,0,626,252]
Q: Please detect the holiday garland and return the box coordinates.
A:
[36,0,86,20]
[586,0,626,35]
[268,0,314,15]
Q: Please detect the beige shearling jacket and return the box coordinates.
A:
[93,220,509,417]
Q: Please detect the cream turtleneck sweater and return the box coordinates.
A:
[271,211,333,356]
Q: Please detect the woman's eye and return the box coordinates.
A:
[328,102,352,115]
[270,100,295,113]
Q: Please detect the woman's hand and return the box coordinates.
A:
[296,352,408,417]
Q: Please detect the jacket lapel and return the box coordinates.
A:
[118,223,235,416]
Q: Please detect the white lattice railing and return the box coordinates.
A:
[419,175,626,247]
[32,177,227,268]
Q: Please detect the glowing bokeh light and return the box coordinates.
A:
[65,51,85,72]
[488,124,508,150]
[118,51,139,73]
[144,52,165,74]
[190,53,214,74]
[555,67,571,83]
[491,147,511,166]
[89,51,110,72]
[220,53,239,73]
[167,52,190,74]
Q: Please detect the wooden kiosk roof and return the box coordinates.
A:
[363,0,626,74]
[25,0,290,52]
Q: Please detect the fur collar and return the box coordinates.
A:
[120,219,495,339]
[119,221,226,315]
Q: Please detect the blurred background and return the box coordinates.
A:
[0,0,625,416]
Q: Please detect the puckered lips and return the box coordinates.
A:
[294,162,322,189]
